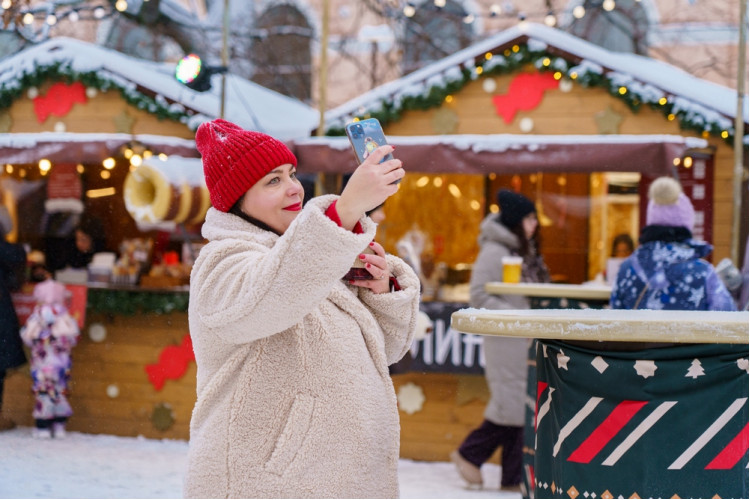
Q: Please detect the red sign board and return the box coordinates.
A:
[11,283,88,329]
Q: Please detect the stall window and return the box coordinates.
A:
[567,0,650,55]
[251,4,313,102]
[401,0,474,74]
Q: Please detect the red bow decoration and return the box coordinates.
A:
[491,72,559,124]
[33,81,88,123]
[145,333,196,391]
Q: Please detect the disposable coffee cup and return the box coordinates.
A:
[501,256,523,283]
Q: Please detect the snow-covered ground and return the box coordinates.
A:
[0,427,521,499]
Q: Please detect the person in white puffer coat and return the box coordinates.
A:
[183,119,420,499]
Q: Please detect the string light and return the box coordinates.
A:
[573,6,586,19]
[1,0,11,10]
[603,0,616,12]
[38,159,51,173]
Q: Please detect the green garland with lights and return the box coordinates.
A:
[87,288,189,316]
[0,61,200,127]
[327,43,738,147]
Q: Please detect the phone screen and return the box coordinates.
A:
[345,118,394,165]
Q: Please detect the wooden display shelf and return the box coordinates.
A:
[485,281,612,300]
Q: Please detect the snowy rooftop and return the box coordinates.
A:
[325,22,746,129]
[0,37,319,141]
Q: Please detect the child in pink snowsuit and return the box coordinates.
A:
[21,265,79,439]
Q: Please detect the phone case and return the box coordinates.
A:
[345,118,394,164]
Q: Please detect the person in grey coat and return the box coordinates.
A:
[0,205,27,431]
[451,189,549,491]
[183,119,420,498]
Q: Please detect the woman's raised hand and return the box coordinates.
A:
[336,145,403,230]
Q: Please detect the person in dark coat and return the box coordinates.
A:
[610,176,735,311]
[450,189,549,491]
[0,205,28,431]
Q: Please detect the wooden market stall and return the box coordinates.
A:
[290,22,748,462]
[1,37,318,440]
[0,25,746,466]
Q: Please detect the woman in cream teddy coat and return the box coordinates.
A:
[184,119,420,498]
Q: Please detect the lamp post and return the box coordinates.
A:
[220,0,229,118]
[731,0,747,264]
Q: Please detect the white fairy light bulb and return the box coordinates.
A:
[46,14,57,26]
[573,5,585,18]
[22,12,34,24]
[68,11,79,22]
[544,13,556,26]
[39,159,52,173]
[463,14,475,24]
[1,0,11,10]
[115,0,128,12]
[434,0,446,7]
[403,4,415,17]
[603,0,616,11]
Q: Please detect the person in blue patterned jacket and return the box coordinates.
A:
[610,176,735,311]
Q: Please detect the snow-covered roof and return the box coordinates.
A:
[325,22,746,131]
[0,37,319,141]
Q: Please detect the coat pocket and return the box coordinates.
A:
[264,393,315,476]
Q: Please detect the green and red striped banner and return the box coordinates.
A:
[524,340,748,498]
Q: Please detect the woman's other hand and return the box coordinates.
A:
[336,145,403,230]
[348,241,391,294]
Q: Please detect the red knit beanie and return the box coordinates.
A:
[195,118,298,212]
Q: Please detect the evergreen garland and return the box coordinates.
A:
[326,43,738,147]
[87,288,189,316]
[0,61,198,128]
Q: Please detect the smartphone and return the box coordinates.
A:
[345,117,395,166]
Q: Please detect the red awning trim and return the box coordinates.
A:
[290,134,709,176]
[0,132,199,165]
[0,132,708,177]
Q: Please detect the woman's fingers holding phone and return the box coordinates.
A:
[362,145,395,166]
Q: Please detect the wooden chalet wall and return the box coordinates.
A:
[4,310,195,441]
[7,82,194,138]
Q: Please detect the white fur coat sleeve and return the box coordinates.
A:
[190,195,418,347]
